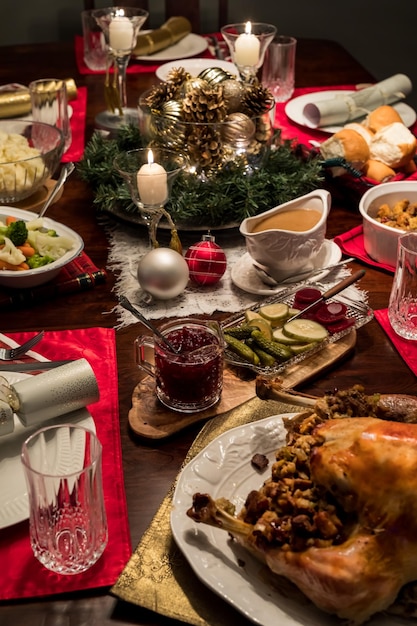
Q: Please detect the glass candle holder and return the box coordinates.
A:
[92,6,148,130]
[113,148,188,248]
[221,22,277,83]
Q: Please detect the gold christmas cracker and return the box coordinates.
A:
[133,16,191,56]
[0,78,78,119]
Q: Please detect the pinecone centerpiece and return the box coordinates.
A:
[138,67,274,176]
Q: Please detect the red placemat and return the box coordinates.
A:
[63,85,87,163]
[375,308,417,375]
[334,225,395,273]
[0,251,107,309]
[0,327,131,601]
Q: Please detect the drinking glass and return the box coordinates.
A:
[92,6,148,130]
[388,232,417,340]
[81,9,108,71]
[262,35,297,102]
[135,318,225,413]
[21,424,108,574]
[29,79,72,153]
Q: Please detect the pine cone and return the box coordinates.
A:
[165,66,192,88]
[182,85,227,123]
[186,126,224,170]
[241,84,274,116]
[145,82,176,111]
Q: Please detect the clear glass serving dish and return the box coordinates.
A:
[221,282,374,374]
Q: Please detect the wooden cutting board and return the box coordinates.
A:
[128,331,356,439]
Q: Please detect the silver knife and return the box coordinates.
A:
[0,360,74,372]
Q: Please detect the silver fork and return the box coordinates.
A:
[0,330,45,360]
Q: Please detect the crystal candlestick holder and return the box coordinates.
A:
[93,6,148,130]
[221,22,277,84]
[113,148,188,249]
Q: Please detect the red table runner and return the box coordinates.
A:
[0,327,131,601]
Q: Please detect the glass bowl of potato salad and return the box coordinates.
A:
[0,119,64,203]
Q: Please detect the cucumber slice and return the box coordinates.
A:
[245,310,264,323]
[259,302,289,325]
[272,326,303,345]
[283,318,329,342]
[247,317,273,340]
[290,342,317,355]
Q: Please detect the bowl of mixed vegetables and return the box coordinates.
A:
[0,206,83,288]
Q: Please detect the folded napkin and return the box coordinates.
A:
[133,16,191,57]
[0,327,131,601]
[0,250,107,309]
[375,308,417,375]
[334,225,395,272]
[111,396,300,626]
[302,73,412,128]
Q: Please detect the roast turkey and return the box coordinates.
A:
[187,393,417,625]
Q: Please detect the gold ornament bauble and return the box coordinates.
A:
[198,67,234,85]
[221,112,256,147]
[221,79,244,113]
[180,77,209,97]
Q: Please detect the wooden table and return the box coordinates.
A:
[0,38,415,625]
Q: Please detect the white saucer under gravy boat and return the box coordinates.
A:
[239,189,331,282]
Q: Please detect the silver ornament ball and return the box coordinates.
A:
[137,248,189,300]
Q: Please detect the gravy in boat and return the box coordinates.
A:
[251,208,322,233]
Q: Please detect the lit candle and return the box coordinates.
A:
[234,21,260,66]
[137,150,168,206]
[109,14,134,50]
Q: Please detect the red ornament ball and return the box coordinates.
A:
[185,234,227,286]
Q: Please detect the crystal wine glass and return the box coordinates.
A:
[92,6,148,130]
[113,148,188,250]
[221,22,277,84]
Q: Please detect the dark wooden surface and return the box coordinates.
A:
[1,38,415,626]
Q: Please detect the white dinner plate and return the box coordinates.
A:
[231,239,342,296]
[156,56,238,81]
[133,32,207,62]
[0,371,95,529]
[171,414,407,626]
[285,90,417,134]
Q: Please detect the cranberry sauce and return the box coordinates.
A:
[154,325,223,411]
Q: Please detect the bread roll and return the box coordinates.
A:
[320,128,370,176]
[362,159,396,182]
[369,122,417,168]
[365,105,404,133]
[344,122,374,145]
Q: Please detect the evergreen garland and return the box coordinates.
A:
[77,124,325,227]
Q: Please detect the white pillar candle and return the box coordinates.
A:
[109,15,134,50]
[234,21,260,66]
[137,150,168,206]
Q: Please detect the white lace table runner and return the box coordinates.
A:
[104,221,365,329]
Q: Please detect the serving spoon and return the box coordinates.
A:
[119,296,179,353]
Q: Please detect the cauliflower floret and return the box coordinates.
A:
[0,236,26,266]
[27,230,74,260]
